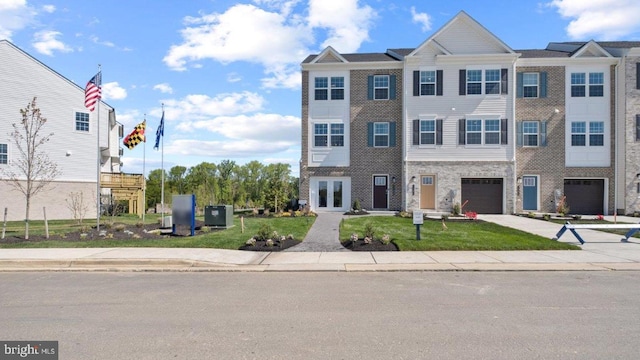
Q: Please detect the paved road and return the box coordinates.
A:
[1,272,639,359]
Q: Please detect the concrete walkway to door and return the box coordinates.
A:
[283,212,350,252]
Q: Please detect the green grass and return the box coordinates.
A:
[0,215,316,249]
[340,216,580,251]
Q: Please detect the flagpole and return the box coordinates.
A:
[96,64,102,232]
[160,104,165,226]
[142,115,146,224]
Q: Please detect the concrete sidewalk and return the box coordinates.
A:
[1,214,639,272]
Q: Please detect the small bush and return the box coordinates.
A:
[363,221,375,239]
[245,238,257,246]
[114,224,126,232]
[527,212,536,218]
[256,223,274,241]
[265,239,274,247]
[353,199,362,212]
[380,234,391,245]
[452,203,461,216]
[441,214,449,221]
[543,214,551,221]
[363,236,372,244]
[201,226,211,233]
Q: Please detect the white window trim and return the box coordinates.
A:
[0,142,9,165]
[419,119,436,146]
[466,67,501,96]
[522,72,539,98]
[74,110,91,134]
[330,76,345,100]
[373,75,389,100]
[465,117,502,147]
[419,70,437,96]
[373,121,389,148]
[522,121,539,147]
[312,121,347,149]
[330,123,345,147]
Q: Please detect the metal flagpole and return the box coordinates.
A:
[96,64,102,232]
[142,115,146,224]
[160,104,165,226]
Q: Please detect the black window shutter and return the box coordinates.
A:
[389,75,397,100]
[412,119,420,145]
[516,121,523,147]
[501,118,508,145]
[541,121,548,146]
[367,76,374,100]
[413,71,420,96]
[516,72,523,98]
[458,119,466,145]
[637,63,640,90]
[436,70,443,96]
[367,122,374,146]
[459,70,466,95]
[436,119,443,145]
[636,115,640,141]
[501,69,508,95]
[540,72,548,98]
[389,122,396,147]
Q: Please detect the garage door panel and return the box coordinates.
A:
[564,179,603,214]
[461,178,503,214]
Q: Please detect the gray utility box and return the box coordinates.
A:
[204,205,234,228]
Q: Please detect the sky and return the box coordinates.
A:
[1,0,640,178]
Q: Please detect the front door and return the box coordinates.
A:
[420,175,436,209]
[522,175,538,211]
[373,176,388,209]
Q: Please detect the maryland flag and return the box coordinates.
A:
[123,121,146,150]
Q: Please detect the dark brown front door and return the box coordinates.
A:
[373,176,388,209]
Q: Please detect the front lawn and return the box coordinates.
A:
[340,216,580,251]
[0,215,316,249]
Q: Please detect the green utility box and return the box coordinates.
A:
[204,205,234,228]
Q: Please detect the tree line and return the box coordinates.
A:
[145,160,299,212]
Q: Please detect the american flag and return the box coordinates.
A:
[84,71,102,112]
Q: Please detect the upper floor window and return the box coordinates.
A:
[75,112,90,132]
[314,77,328,100]
[420,120,436,145]
[571,72,604,97]
[314,123,344,148]
[330,77,344,100]
[523,121,539,147]
[461,69,506,96]
[374,122,389,147]
[330,123,344,146]
[314,123,328,147]
[373,75,389,100]
[420,71,436,96]
[570,120,604,147]
[459,118,507,145]
[314,76,344,100]
[522,73,539,98]
[0,143,7,164]
[589,121,604,146]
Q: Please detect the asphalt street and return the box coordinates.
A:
[1,271,639,359]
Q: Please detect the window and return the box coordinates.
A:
[484,119,501,144]
[485,69,501,95]
[373,75,389,100]
[330,77,344,100]
[420,120,436,145]
[374,122,389,147]
[466,119,482,145]
[330,124,344,147]
[422,176,434,186]
[571,122,586,146]
[75,112,90,132]
[523,73,539,98]
[333,181,342,208]
[523,121,539,147]
[589,121,604,146]
[571,73,585,97]
[466,70,482,95]
[589,72,603,97]
[318,181,327,207]
[314,77,328,100]
[314,124,328,147]
[0,143,7,164]
[420,71,436,96]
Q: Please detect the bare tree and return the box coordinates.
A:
[1,97,60,239]
[66,191,89,225]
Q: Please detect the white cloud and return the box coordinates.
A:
[227,72,242,83]
[164,0,376,89]
[42,4,55,13]
[165,139,293,157]
[89,35,115,47]
[115,109,143,128]
[153,83,173,94]
[161,91,266,122]
[548,0,640,39]
[32,30,73,55]
[308,0,376,52]
[410,6,431,32]
[177,113,300,142]
[102,82,127,100]
[0,0,35,40]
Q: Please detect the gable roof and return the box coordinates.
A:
[408,10,515,57]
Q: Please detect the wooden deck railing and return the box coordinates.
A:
[101,172,145,189]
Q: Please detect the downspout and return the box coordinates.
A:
[614,58,621,217]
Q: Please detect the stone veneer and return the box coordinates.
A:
[624,57,640,214]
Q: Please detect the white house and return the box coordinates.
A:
[0,40,122,221]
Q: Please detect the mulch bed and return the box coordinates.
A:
[238,238,302,252]
[342,240,399,251]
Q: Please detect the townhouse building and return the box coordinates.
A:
[0,40,125,221]
[300,11,640,216]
